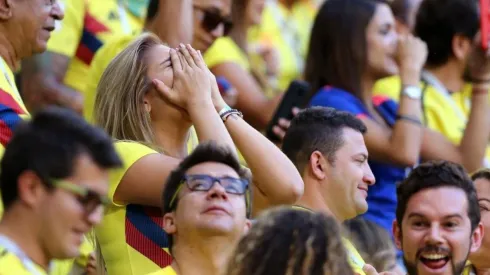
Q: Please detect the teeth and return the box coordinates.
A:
[421,254,446,260]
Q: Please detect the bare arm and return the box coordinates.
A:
[21,52,83,113]
[149,0,193,47]
[211,63,282,130]
[223,114,304,215]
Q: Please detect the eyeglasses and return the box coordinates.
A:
[193,5,233,36]
[169,174,249,209]
[51,179,110,213]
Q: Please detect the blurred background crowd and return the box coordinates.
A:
[0,0,489,274]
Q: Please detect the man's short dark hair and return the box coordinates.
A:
[0,107,123,209]
[471,168,490,182]
[414,0,479,67]
[396,160,480,231]
[161,141,252,251]
[281,107,367,173]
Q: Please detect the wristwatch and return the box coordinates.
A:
[402,85,422,100]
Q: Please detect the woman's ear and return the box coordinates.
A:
[143,94,152,113]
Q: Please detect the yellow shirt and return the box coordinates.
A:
[0,57,94,273]
[291,206,366,275]
[146,266,177,275]
[96,137,197,275]
[373,75,490,168]
[82,34,136,122]
[204,37,250,72]
[47,0,143,93]
[248,0,318,93]
[0,243,48,275]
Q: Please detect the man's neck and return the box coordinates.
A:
[172,235,237,275]
[152,118,192,158]
[0,208,49,271]
[295,178,343,222]
[0,30,20,71]
[425,60,465,93]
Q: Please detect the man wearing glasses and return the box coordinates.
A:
[0,107,122,274]
[148,141,251,275]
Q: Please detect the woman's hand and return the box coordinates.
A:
[152,44,213,110]
[396,34,428,86]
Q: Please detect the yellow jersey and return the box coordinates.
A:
[291,206,366,275]
[0,242,48,275]
[373,75,490,168]
[248,0,318,93]
[204,37,251,72]
[96,136,197,275]
[82,34,136,122]
[46,0,144,93]
[146,266,177,275]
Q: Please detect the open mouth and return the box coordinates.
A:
[419,253,450,270]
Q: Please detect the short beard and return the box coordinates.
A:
[403,248,470,275]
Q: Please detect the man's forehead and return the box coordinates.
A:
[404,187,468,219]
[186,162,239,177]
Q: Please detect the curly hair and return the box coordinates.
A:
[225,207,354,275]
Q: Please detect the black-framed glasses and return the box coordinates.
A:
[169,174,249,209]
[51,179,110,213]
[193,5,233,36]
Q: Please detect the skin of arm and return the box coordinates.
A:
[21,52,83,114]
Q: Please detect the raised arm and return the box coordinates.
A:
[148,0,193,47]
[362,35,427,166]
[210,62,283,130]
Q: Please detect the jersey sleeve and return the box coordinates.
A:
[204,37,250,71]
[47,0,85,57]
[109,142,158,206]
[0,90,28,159]
[373,76,402,102]
[309,90,368,119]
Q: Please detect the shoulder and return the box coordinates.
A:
[309,87,367,116]
[204,37,249,70]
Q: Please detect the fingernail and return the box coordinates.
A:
[180,43,185,48]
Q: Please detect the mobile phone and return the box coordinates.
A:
[481,0,490,49]
[265,80,310,142]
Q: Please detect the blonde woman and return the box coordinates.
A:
[93,33,303,275]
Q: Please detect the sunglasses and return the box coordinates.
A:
[51,179,110,213]
[193,5,233,36]
[169,174,249,209]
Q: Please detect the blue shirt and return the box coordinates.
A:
[309,86,408,234]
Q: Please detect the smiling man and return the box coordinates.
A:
[281,107,376,275]
[148,141,252,275]
[394,160,483,275]
[0,107,122,275]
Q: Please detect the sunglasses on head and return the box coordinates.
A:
[193,5,233,36]
[169,174,249,209]
[51,179,110,213]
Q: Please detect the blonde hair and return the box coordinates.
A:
[226,207,353,275]
[94,32,163,150]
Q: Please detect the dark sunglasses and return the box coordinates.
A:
[169,174,249,209]
[52,179,110,213]
[193,5,233,36]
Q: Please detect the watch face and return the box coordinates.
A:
[404,86,422,99]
